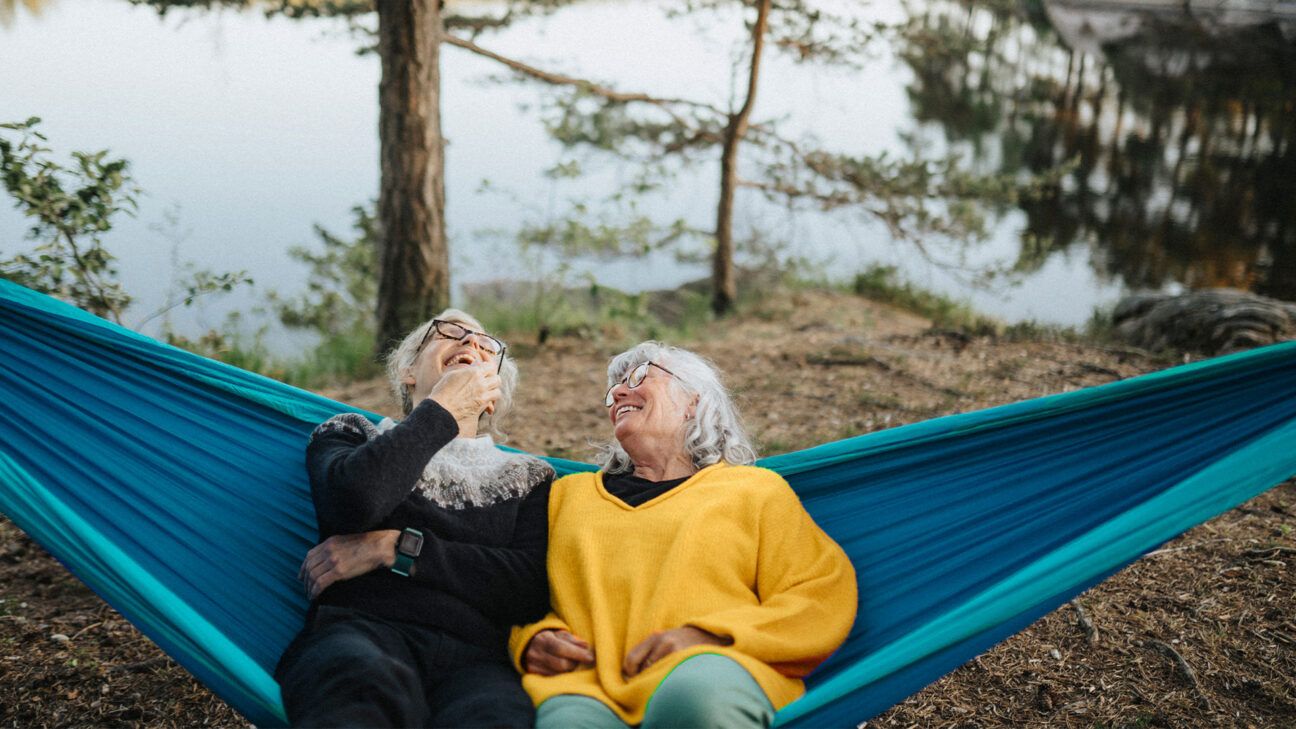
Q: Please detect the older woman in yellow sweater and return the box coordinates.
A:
[512,341,857,728]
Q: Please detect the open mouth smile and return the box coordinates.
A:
[443,351,478,368]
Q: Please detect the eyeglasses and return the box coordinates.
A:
[417,319,507,373]
[604,361,676,407]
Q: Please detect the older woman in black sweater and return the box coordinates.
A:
[274,309,553,728]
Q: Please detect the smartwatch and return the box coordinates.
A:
[392,527,424,577]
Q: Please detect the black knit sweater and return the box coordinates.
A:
[304,399,553,651]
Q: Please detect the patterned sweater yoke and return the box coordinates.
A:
[314,412,553,509]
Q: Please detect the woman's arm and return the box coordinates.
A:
[299,529,400,599]
[676,473,858,678]
[621,626,731,677]
[300,478,553,625]
[308,365,502,534]
[510,615,593,675]
[406,477,552,624]
[523,629,596,676]
[307,400,459,534]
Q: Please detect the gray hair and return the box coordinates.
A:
[598,341,757,474]
[384,308,517,441]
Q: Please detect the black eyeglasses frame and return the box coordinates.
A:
[416,319,507,374]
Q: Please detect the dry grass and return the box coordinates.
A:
[2,287,1292,727]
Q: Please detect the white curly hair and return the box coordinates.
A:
[384,309,517,441]
[598,341,757,474]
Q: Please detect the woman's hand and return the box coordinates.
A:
[622,626,732,678]
[524,629,596,676]
[428,364,501,420]
[299,530,399,600]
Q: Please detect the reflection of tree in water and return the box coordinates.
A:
[898,0,1296,301]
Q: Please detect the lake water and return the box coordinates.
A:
[2,0,1293,349]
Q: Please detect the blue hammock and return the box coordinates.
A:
[1,278,1294,728]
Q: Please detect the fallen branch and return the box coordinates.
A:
[1268,629,1296,646]
[70,621,103,640]
[1074,362,1121,378]
[1244,546,1296,559]
[1146,640,1211,710]
[442,33,724,116]
[806,354,893,370]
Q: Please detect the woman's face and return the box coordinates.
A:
[403,317,501,402]
[606,362,694,452]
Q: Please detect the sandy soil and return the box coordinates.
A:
[2,288,1292,727]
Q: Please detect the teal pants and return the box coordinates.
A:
[535,654,776,729]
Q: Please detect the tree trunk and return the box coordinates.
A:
[712,0,771,316]
[375,0,448,353]
[713,131,740,315]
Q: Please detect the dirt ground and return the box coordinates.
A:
[2,288,1293,727]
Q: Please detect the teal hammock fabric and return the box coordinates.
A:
[1,278,1294,728]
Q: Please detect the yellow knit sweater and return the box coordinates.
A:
[509,463,858,724]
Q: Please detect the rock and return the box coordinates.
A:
[1112,289,1296,355]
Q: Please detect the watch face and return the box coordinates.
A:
[398,531,423,556]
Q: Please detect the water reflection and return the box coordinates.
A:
[3,0,1291,334]
[900,0,1296,302]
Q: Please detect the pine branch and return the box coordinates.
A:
[442,33,727,117]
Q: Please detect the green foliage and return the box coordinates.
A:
[517,208,696,260]
[998,319,1086,344]
[151,202,381,387]
[467,177,716,344]
[139,206,256,328]
[850,265,1125,344]
[163,316,276,376]
[468,273,714,348]
[1,119,252,325]
[484,206,809,344]
[676,0,886,68]
[524,3,1069,305]
[260,203,382,383]
[852,264,999,333]
[166,312,378,387]
[994,308,1124,347]
[128,0,371,17]
[129,0,580,43]
[544,90,724,163]
[0,118,139,321]
[1080,308,1119,344]
[761,143,1066,246]
[296,324,380,382]
[271,204,378,337]
[466,273,638,345]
